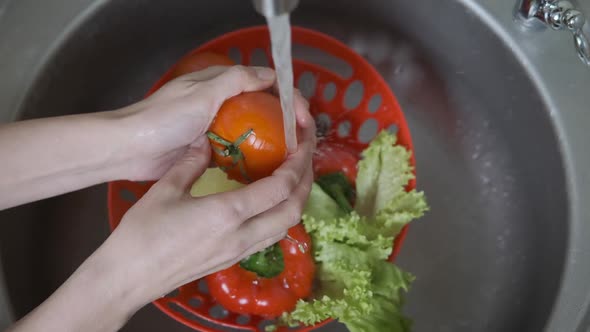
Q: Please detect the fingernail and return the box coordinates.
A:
[302,97,310,110]
[294,89,310,109]
[254,67,275,81]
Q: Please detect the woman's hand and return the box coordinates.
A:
[0,64,311,209]
[115,65,282,181]
[109,102,315,308]
[6,65,317,332]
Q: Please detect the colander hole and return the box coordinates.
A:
[165,288,180,298]
[297,71,317,99]
[358,118,379,143]
[293,44,353,78]
[250,48,269,66]
[258,320,276,331]
[168,302,200,321]
[315,113,332,137]
[236,315,250,325]
[323,82,337,101]
[119,188,136,202]
[344,80,364,110]
[198,279,209,294]
[338,121,352,137]
[228,47,242,64]
[387,124,399,134]
[209,304,229,319]
[368,94,382,113]
[188,297,202,308]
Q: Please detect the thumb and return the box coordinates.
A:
[160,136,212,193]
[205,65,276,102]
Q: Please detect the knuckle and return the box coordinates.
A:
[187,80,206,92]
[299,174,313,193]
[302,182,313,199]
[218,201,247,228]
[276,171,299,197]
[286,201,304,227]
[221,205,241,225]
[272,184,291,204]
[153,180,179,197]
[227,65,252,81]
[283,201,303,228]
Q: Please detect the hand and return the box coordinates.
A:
[115,65,287,181]
[4,71,315,332]
[104,91,315,311]
[0,64,313,210]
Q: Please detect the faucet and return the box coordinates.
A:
[517,0,590,66]
[252,0,300,17]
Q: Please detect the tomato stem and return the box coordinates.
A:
[240,243,285,278]
[207,129,254,183]
[206,131,233,147]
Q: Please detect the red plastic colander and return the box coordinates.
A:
[107,25,415,332]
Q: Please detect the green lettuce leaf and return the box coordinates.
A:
[282,238,414,331]
[303,183,346,221]
[344,262,414,332]
[280,130,428,332]
[355,131,414,219]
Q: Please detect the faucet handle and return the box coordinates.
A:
[573,30,590,65]
[518,0,590,66]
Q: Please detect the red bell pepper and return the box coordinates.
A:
[205,224,315,318]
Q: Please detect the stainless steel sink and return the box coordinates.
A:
[1,0,590,331]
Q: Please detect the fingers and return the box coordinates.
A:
[294,89,314,129]
[158,135,211,193]
[179,65,232,82]
[238,164,313,243]
[205,65,276,102]
[270,80,313,129]
[237,231,288,262]
[207,118,316,222]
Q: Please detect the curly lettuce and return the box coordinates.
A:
[280,131,428,332]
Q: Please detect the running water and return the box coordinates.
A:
[267,14,297,153]
[267,14,306,253]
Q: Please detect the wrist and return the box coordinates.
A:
[94,106,151,182]
[105,102,173,182]
[9,240,146,332]
[83,237,151,319]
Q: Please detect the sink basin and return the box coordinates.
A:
[1,0,589,331]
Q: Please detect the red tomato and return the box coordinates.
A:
[207,91,287,183]
[205,224,315,318]
[313,141,359,184]
[169,51,234,79]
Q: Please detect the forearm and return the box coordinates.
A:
[6,241,146,332]
[0,111,134,209]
